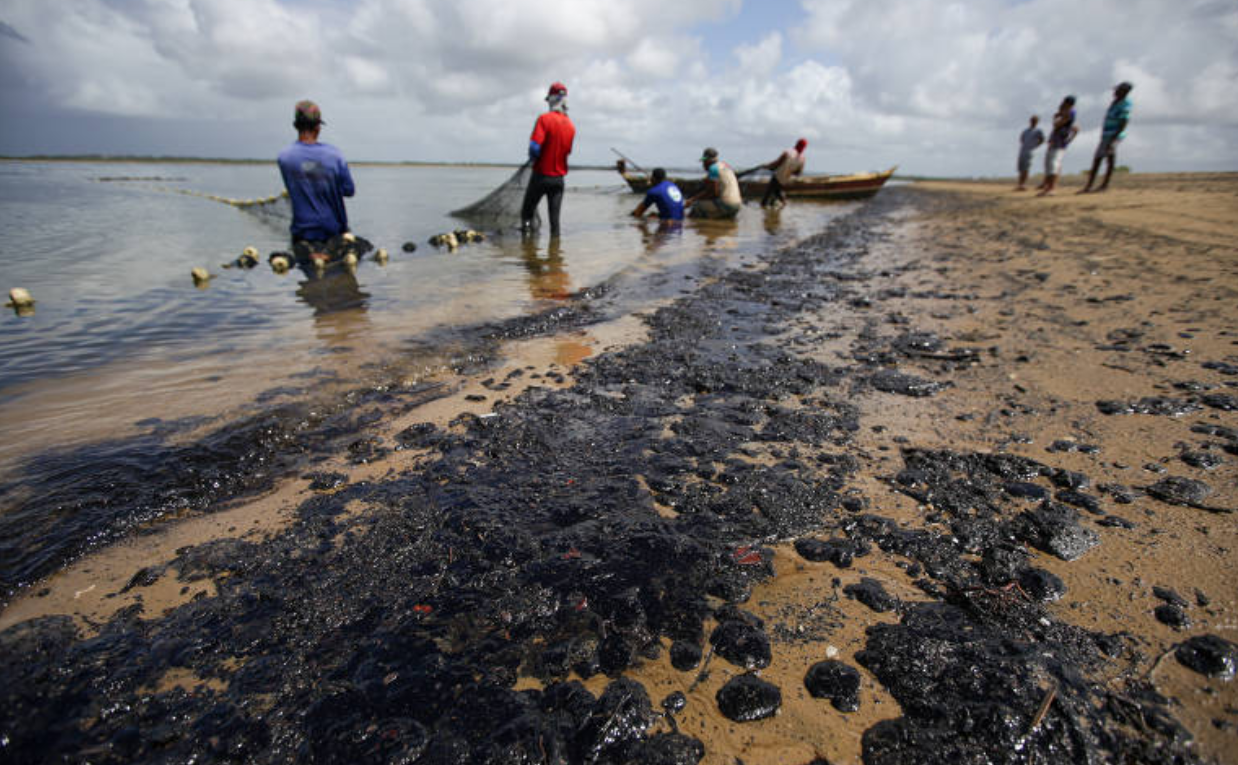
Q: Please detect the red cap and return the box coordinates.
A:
[546,82,568,99]
[795,138,808,151]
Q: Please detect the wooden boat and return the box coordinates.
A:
[620,166,897,201]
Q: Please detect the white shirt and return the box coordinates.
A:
[714,162,742,207]
[774,149,806,185]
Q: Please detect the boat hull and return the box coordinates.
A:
[621,167,897,201]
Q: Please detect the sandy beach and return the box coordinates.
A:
[1,173,1235,764]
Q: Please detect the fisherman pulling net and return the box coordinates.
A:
[452,81,576,235]
[449,160,538,230]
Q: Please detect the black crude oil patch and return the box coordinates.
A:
[844,577,900,613]
[794,537,870,568]
[1018,568,1067,602]
[1096,397,1201,416]
[1153,604,1192,630]
[1175,635,1237,680]
[838,438,1199,763]
[0,379,454,600]
[715,673,782,722]
[1145,476,1215,509]
[867,369,948,398]
[0,195,900,763]
[709,613,772,670]
[1014,502,1101,561]
[0,188,1205,764]
[856,601,1193,765]
[804,660,861,712]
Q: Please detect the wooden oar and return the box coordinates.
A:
[735,164,765,178]
[610,147,647,175]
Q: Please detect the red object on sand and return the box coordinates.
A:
[732,545,763,565]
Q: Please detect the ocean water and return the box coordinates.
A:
[0,161,857,537]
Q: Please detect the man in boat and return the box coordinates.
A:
[521,82,576,238]
[277,100,356,265]
[685,148,742,219]
[760,138,807,207]
[630,168,684,221]
[1015,115,1044,191]
[1078,82,1133,194]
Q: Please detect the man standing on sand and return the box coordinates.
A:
[521,82,576,238]
[761,138,808,207]
[630,168,685,221]
[277,100,355,255]
[1015,116,1044,191]
[1037,96,1078,196]
[1079,82,1133,194]
[685,148,742,219]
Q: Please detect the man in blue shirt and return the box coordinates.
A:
[277,100,355,254]
[630,168,684,221]
[1079,82,1133,194]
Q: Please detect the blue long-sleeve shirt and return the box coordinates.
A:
[277,141,355,241]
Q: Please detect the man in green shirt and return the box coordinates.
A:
[1079,82,1133,194]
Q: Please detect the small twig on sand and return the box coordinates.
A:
[1015,683,1057,758]
[1143,643,1179,683]
[688,644,715,693]
[587,692,631,765]
[1027,682,1057,735]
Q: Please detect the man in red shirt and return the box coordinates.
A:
[521,82,576,237]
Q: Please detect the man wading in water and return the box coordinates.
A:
[277,100,356,265]
[685,147,742,219]
[521,82,576,238]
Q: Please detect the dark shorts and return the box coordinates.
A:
[292,233,370,265]
[690,199,741,219]
[1094,135,1121,161]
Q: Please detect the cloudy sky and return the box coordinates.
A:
[1,0,1235,176]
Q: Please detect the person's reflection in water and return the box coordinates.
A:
[635,217,683,255]
[688,216,739,249]
[294,265,372,350]
[519,237,572,301]
[762,205,782,236]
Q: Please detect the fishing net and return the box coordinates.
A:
[450,160,538,230]
[230,191,292,222]
[150,186,292,230]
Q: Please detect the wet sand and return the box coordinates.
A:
[1,173,1235,764]
[628,173,1238,763]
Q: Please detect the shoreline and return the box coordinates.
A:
[1,178,1235,763]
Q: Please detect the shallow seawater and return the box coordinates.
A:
[0,160,856,585]
[0,162,853,475]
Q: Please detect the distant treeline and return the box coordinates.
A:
[0,155,618,171]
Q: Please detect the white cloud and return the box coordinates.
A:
[735,33,782,77]
[1190,60,1238,124]
[0,0,1234,174]
[627,38,681,78]
[342,56,393,95]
